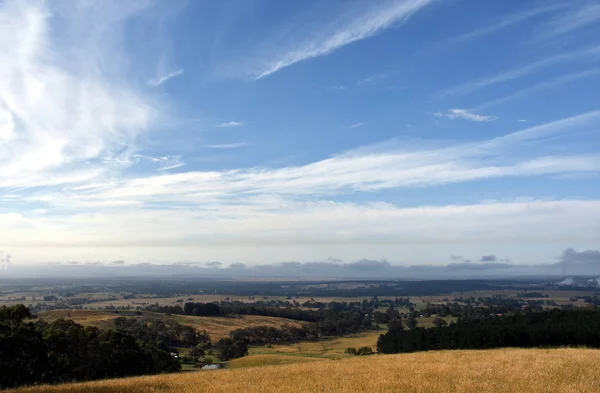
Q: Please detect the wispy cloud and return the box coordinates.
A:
[356,72,389,86]
[30,109,600,209]
[202,142,248,149]
[214,121,244,128]
[4,111,600,264]
[448,3,567,45]
[158,162,185,171]
[251,0,433,79]
[437,44,600,99]
[476,68,600,110]
[150,156,185,171]
[0,0,156,189]
[147,68,184,86]
[531,2,600,44]
[350,122,364,129]
[435,109,496,122]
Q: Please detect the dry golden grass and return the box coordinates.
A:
[12,348,600,393]
[35,310,306,340]
[35,310,120,330]
[168,314,305,339]
[249,330,382,359]
[227,354,328,369]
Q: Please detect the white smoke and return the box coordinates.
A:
[0,251,11,271]
[557,277,574,286]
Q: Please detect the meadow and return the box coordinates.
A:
[11,348,600,393]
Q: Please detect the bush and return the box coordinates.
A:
[345,347,357,355]
[432,317,448,327]
[357,346,374,356]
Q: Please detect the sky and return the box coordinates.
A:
[1,0,600,275]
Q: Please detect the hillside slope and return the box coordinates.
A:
[35,310,306,339]
[12,348,600,393]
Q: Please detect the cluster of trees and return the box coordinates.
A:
[453,295,548,310]
[0,305,180,389]
[518,292,548,298]
[302,297,414,311]
[113,317,211,349]
[144,300,375,326]
[345,347,374,356]
[229,310,372,346]
[420,299,555,320]
[372,306,418,329]
[214,338,248,361]
[572,295,600,306]
[377,309,600,354]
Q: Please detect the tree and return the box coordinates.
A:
[356,346,374,356]
[432,317,448,328]
[189,344,206,360]
[216,338,248,361]
[385,306,400,322]
[406,312,418,330]
[388,319,404,331]
[345,347,357,355]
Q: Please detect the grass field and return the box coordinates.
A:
[35,310,306,339]
[11,348,600,393]
[227,354,328,369]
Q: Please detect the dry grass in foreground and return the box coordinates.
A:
[11,348,600,393]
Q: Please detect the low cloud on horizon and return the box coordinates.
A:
[3,248,600,280]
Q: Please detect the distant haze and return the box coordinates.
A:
[2,247,599,280]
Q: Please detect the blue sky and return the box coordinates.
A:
[1,0,600,270]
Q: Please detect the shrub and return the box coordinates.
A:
[357,346,374,356]
[345,347,357,355]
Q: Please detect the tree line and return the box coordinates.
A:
[377,309,600,354]
[228,309,372,345]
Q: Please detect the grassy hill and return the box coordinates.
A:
[12,348,600,393]
[35,310,306,339]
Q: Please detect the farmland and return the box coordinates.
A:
[35,309,306,339]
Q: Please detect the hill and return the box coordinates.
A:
[11,348,600,393]
[35,310,306,339]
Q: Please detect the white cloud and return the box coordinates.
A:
[158,163,185,171]
[202,142,248,149]
[3,110,600,264]
[151,156,185,171]
[214,121,244,128]
[21,109,600,210]
[147,68,184,86]
[3,199,600,265]
[435,109,496,122]
[251,0,433,79]
[349,122,364,129]
[0,0,156,189]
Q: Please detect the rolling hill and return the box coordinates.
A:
[35,309,306,339]
[11,348,600,393]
